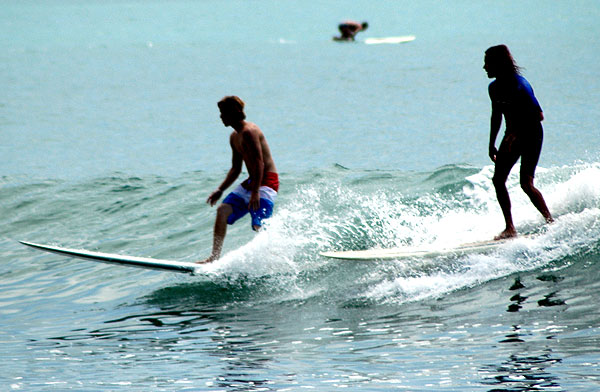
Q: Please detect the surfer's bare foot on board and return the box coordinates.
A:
[494,228,517,241]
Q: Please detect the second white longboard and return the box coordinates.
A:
[363,35,416,45]
[320,235,532,261]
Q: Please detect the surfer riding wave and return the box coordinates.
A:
[199,96,279,264]
[484,45,553,240]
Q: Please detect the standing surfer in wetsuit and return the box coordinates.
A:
[484,45,553,240]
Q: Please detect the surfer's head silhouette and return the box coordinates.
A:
[484,44,521,79]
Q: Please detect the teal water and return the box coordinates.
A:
[2,1,600,390]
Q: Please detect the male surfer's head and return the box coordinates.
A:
[218,96,246,126]
[361,22,369,30]
[484,44,521,78]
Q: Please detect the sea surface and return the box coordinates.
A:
[2,0,600,390]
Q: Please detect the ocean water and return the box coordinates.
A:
[2,0,600,390]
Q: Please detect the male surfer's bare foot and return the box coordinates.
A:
[196,256,218,264]
[494,228,517,241]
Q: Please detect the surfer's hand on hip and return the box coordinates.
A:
[249,192,260,211]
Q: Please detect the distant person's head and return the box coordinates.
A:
[218,96,246,126]
[361,22,369,30]
[484,44,521,79]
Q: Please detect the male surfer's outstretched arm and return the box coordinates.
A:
[207,136,243,206]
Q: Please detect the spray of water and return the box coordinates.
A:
[197,162,600,304]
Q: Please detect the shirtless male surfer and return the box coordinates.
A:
[334,20,368,41]
[484,45,553,240]
[198,96,279,263]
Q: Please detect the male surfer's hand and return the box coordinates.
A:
[207,189,223,206]
[489,146,497,162]
[249,191,260,211]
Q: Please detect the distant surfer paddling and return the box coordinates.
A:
[334,20,368,41]
[484,45,553,240]
[198,96,279,263]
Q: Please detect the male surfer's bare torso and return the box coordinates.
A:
[229,121,277,176]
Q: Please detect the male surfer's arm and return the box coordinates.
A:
[243,130,264,211]
[488,107,502,162]
[207,145,243,206]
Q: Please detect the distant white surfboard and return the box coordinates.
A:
[320,235,532,261]
[21,241,199,275]
[363,35,415,45]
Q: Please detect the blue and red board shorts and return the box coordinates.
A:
[222,172,279,230]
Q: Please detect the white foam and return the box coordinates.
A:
[199,161,600,304]
[358,162,600,304]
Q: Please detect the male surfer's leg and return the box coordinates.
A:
[198,203,233,264]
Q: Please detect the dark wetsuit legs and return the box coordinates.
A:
[495,123,543,180]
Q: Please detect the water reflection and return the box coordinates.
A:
[506,275,567,313]
[507,277,527,313]
[507,293,527,313]
[482,275,567,391]
[482,325,563,391]
[47,281,286,390]
[537,292,566,307]
[482,350,562,391]
[50,306,279,390]
[499,325,527,344]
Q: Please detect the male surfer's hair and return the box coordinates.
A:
[361,22,369,30]
[485,44,522,76]
[218,96,246,121]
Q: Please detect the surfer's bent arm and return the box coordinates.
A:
[242,130,264,210]
[488,105,503,162]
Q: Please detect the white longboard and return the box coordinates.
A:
[320,235,531,261]
[364,35,415,45]
[21,241,199,275]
